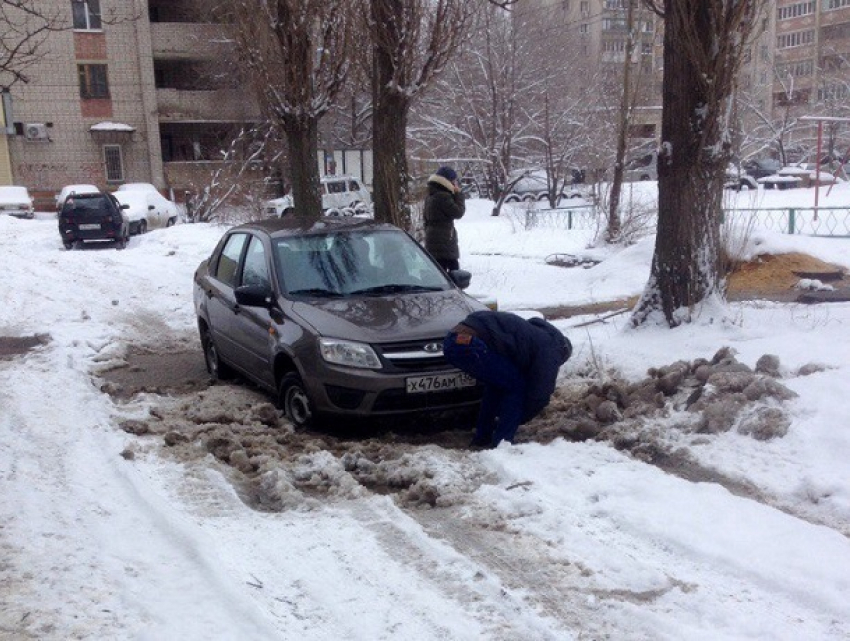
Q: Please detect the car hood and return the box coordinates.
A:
[288,290,485,343]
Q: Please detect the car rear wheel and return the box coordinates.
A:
[63,241,75,250]
[201,327,234,380]
[278,372,314,427]
[166,217,176,227]
[138,220,148,235]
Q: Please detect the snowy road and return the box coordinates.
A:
[1,213,849,640]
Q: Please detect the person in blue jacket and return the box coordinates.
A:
[443,310,572,448]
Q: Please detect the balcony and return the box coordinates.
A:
[157,88,260,122]
[150,22,232,59]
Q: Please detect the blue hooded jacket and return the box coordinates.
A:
[460,311,572,422]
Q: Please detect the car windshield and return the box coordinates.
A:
[63,194,113,216]
[274,230,451,297]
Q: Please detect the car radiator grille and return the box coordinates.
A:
[377,338,449,372]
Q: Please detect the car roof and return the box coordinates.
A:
[60,183,99,193]
[0,185,29,194]
[232,217,398,238]
[117,183,159,192]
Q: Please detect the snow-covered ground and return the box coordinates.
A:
[1,183,849,640]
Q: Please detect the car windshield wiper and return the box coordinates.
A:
[287,288,344,298]
[350,284,444,295]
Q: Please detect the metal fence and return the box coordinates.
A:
[519,204,850,237]
[725,206,850,236]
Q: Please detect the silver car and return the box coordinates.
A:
[193,218,486,426]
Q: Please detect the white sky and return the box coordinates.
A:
[1,183,849,640]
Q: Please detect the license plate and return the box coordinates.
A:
[406,371,476,394]
[78,223,100,230]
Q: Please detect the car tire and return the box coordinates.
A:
[138,220,148,235]
[63,241,74,250]
[201,327,234,380]
[278,372,314,427]
[115,235,127,250]
[166,217,176,227]
[504,194,520,203]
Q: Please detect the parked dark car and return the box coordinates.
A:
[741,158,781,180]
[58,192,130,250]
[193,217,487,427]
[724,164,759,191]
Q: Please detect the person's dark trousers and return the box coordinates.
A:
[437,258,459,271]
[443,332,525,447]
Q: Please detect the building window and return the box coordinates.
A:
[580,1,589,15]
[777,1,815,20]
[72,0,102,30]
[103,145,123,183]
[823,0,850,10]
[776,30,815,49]
[78,64,109,99]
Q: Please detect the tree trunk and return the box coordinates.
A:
[371,1,411,231]
[372,89,411,229]
[282,115,322,222]
[631,1,726,327]
[607,0,636,242]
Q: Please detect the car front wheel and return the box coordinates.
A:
[138,220,148,234]
[278,372,314,427]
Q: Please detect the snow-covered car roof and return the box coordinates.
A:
[0,186,33,204]
[57,184,100,204]
[116,183,160,193]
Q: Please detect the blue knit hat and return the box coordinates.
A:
[435,166,458,182]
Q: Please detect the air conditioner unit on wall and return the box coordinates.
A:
[24,123,49,141]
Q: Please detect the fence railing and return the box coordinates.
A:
[725,206,850,236]
[518,204,850,237]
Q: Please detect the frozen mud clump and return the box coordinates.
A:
[532,347,798,448]
[253,451,366,511]
[736,406,791,440]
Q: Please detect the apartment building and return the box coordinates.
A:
[771,0,850,155]
[0,0,371,209]
[519,0,664,146]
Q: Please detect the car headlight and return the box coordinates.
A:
[319,338,381,369]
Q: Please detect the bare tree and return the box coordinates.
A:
[632,0,764,327]
[227,0,356,222]
[367,0,474,229]
[412,4,548,216]
[0,1,65,86]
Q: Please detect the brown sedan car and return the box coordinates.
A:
[194,217,486,426]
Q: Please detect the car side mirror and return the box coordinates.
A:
[448,269,472,290]
[148,205,155,211]
[120,203,129,209]
[235,284,275,308]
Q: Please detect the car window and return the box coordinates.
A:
[274,231,449,296]
[63,195,112,216]
[241,236,271,289]
[215,233,248,288]
[327,181,346,194]
[348,180,360,191]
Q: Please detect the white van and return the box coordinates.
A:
[264,175,372,217]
